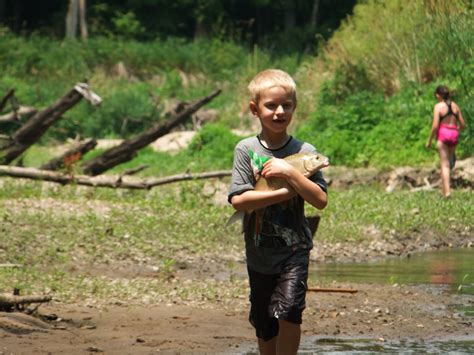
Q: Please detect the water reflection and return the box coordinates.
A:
[309,248,474,295]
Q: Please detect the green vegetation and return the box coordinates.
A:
[297,0,473,167]
[0,179,471,303]
[1,1,472,172]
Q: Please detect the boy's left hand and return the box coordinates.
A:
[261,158,294,179]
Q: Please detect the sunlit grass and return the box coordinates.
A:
[0,178,471,303]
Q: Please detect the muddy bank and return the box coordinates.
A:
[1,282,472,354]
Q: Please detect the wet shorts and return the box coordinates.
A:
[437,123,459,147]
[247,263,308,341]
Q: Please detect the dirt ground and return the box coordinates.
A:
[1,277,472,354]
[1,157,472,354]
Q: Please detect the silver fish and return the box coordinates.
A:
[227,151,329,227]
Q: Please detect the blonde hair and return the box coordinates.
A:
[248,69,297,102]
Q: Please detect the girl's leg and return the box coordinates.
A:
[437,141,451,197]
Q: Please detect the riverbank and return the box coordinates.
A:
[1,280,472,353]
[0,172,472,353]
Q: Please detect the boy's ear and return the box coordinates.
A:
[249,100,259,116]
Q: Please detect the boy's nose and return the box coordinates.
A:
[275,105,285,114]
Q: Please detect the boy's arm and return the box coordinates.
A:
[261,158,327,210]
[230,187,296,212]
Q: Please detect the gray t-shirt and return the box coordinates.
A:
[228,136,328,274]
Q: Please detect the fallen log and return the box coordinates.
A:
[81,89,221,176]
[0,83,101,165]
[40,138,97,171]
[0,106,38,124]
[0,165,231,189]
[0,294,52,307]
[307,287,358,294]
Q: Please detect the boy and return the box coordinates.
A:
[228,69,328,354]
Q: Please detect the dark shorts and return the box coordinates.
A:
[247,263,308,341]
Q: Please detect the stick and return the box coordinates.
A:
[307,287,358,294]
[0,294,52,306]
[0,165,231,189]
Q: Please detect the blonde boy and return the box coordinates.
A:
[228,69,328,354]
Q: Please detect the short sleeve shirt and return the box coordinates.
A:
[228,136,328,274]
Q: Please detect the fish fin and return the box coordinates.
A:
[226,210,245,228]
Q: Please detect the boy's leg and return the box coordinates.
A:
[269,262,308,354]
[247,268,279,350]
[258,337,277,355]
[276,319,300,355]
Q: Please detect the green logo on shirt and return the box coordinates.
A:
[249,150,270,172]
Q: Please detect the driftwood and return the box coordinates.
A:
[81,89,221,176]
[0,293,52,312]
[0,83,101,165]
[40,138,97,171]
[307,287,358,294]
[0,165,231,189]
[0,294,52,307]
[0,106,37,124]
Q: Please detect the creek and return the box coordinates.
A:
[242,248,474,354]
[303,248,474,353]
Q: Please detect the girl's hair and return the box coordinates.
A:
[248,69,296,102]
[435,85,450,101]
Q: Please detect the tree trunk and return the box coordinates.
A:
[0,88,84,164]
[284,0,296,34]
[305,0,320,53]
[0,165,231,190]
[309,0,320,31]
[40,138,97,171]
[66,0,79,39]
[79,0,88,41]
[81,89,221,176]
[0,0,6,23]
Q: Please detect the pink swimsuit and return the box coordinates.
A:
[437,123,459,146]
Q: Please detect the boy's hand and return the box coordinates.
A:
[261,158,295,179]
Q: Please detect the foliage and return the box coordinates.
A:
[295,0,474,166]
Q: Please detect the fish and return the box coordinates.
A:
[227,151,329,228]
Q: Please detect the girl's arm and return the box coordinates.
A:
[426,105,440,148]
[261,159,327,210]
[454,102,466,130]
[231,187,296,211]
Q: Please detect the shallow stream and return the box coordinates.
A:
[244,248,474,354]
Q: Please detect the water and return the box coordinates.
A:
[242,248,474,354]
[307,248,474,353]
[310,249,474,293]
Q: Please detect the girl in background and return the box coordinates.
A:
[426,85,465,197]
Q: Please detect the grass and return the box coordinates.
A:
[0,178,472,305]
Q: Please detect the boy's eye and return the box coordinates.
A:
[265,103,293,110]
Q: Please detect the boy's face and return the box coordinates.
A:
[250,86,296,136]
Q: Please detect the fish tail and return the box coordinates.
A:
[226,210,245,228]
